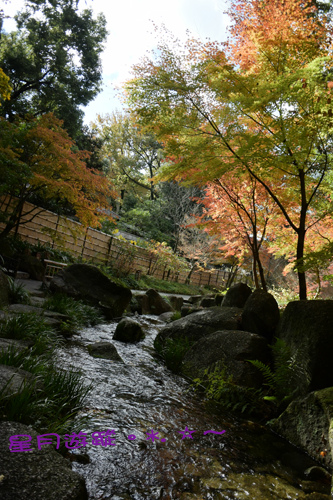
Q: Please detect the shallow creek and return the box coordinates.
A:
[56,315,331,499]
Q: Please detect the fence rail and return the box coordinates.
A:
[0,197,242,288]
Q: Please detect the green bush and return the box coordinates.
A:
[7,277,31,305]
[155,336,193,373]
[192,363,266,416]
[43,293,103,328]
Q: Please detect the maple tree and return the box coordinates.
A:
[0,113,114,241]
[125,0,333,299]
[196,174,280,291]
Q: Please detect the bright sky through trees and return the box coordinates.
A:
[2,0,229,124]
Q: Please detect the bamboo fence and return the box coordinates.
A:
[0,196,241,288]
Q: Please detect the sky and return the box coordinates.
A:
[2,0,230,126]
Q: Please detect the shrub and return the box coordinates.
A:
[155,336,193,373]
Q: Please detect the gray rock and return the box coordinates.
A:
[7,304,69,322]
[0,421,87,499]
[0,338,32,354]
[182,330,270,388]
[88,342,123,361]
[277,300,333,394]
[168,296,183,311]
[180,304,202,317]
[242,289,280,342]
[222,283,252,308]
[188,295,202,305]
[50,264,132,319]
[158,311,176,323]
[141,289,173,315]
[270,387,333,472]
[0,365,36,396]
[113,317,145,343]
[200,297,216,308]
[155,306,243,349]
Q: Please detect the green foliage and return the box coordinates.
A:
[0,315,90,433]
[1,0,108,138]
[7,277,31,304]
[43,293,103,329]
[155,337,193,373]
[192,363,265,416]
[171,311,182,321]
[249,338,310,406]
[270,286,299,309]
[0,313,55,341]
[0,352,91,433]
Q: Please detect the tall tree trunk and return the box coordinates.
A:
[296,224,307,300]
[252,257,259,289]
[297,170,307,300]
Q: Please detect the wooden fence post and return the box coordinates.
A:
[52,215,60,248]
[106,236,113,265]
[81,227,88,258]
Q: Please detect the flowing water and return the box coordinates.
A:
[56,315,331,500]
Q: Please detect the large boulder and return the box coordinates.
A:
[141,289,173,315]
[88,341,123,361]
[0,269,10,308]
[222,282,252,308]
[113,317,145,343]
[50,264,132,319]
[241,289,280,343]
[270,387,333,472]
[182,330,270,388]
[0,421,87,500]
[155,306,243,349]
[277,300,333,394]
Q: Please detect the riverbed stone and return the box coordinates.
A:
[0,338,32,354]
[182,330,270,388]
[0,421,87,500]
[270,387,333,472]
[277,300,333,394]
[155,307,243,349]
[168,296,183,311]
[113,317,145,343]
[0,269,10,308]
[88,341,123,361]
[241,289,280,343]
[200,296,216,308]
[0,365,36,395]
[141,289,173,315]
[49,264,132,319]
[222,282,252,308]
[158,311,175,323]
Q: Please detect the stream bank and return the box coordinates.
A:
[55,316,331,499]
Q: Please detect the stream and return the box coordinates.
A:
[56,315,331,500]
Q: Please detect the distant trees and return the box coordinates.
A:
[92,112,163,202]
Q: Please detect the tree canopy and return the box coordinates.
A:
[125,0,333,299]
[0,112,114,241]
[0,0,107,138]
